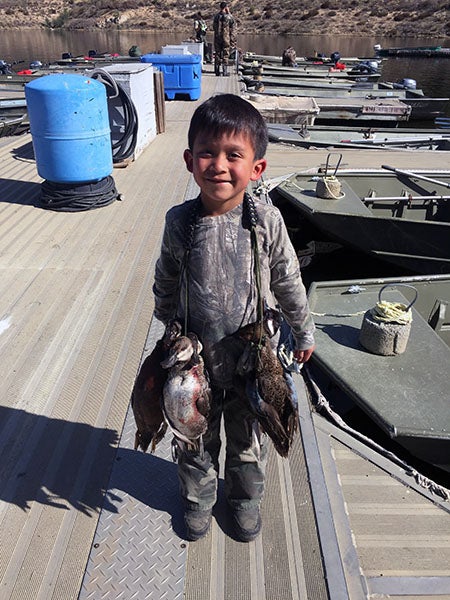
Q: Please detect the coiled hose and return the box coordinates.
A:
[90,68,139,164]
[40,176,119,212]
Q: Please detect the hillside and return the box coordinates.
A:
[0,0,449,38]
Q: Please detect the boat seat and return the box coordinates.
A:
[283,177,373,217]
[428,298,449,345]
[307,180,373,216]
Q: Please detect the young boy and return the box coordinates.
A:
[153,94,315,542]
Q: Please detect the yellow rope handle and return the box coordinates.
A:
[371,300,412,325]
[322,175,345,200]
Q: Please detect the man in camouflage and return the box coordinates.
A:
[213,1,236,76]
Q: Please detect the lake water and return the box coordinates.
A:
[1,29,450,113]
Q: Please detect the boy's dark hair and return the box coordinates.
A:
[187,94,268,160]
[219,1,227,9]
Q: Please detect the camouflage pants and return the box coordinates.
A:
[214,39,231,67]
[177,385,268,511]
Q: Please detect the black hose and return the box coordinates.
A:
[38,69,137,211]
[40,176,119,212]
[90,68,139,163]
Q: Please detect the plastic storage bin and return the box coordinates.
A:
[25,73,112,183]
[140,54,202,101]
[161,43,204,62]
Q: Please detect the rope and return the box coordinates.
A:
[244,193,265,351]
[303,365,450,502]
[40,176,119,212]
[315,176,345,200]
[176,196,202,334]
[311,310,366,318]
[371,300,412,325]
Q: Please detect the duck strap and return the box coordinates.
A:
[181,250,191,336]
[250,225,264,328]
[245,193,265,352]
[173,196,202,336]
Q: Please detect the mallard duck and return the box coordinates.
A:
[161,332,211,450]
[230,307,298,458]
[131,319,182,452]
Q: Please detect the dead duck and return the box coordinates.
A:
[161,332,211,451]
[131,319,182,452]
[230,307,298,458]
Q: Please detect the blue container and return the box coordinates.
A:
[140,54,202,100]
[25,74,112,183]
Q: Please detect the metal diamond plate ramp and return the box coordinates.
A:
[79,320,187,600]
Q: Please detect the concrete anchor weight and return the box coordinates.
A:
[359,283,418,356]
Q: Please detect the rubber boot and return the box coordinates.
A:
[222,64,229,77]
[215,62,221,76]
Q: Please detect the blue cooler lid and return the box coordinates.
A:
[140,53,201,64]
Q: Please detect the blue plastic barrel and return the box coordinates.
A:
[25,74,112,183]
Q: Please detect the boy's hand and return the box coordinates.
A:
[293,346,315,364]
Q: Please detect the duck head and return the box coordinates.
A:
[160,334,203,369]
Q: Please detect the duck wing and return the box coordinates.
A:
[244,341,298,457]
[131,340,168,452]
[245,378,291,457]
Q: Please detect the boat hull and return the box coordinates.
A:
[251,86,448,121]
[307,275,450,467]
[267,123,450,150]
[274,169,450,274]
[375,46,450,58]
[0,114,27,137]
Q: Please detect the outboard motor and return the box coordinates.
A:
[61,52,73,60]
[330,51,341,65]
[0,60,12,75]
[30,60,43,69]
[399,78,417,90]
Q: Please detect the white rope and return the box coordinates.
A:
[303,365,450,502]
[311,310,366,318]
[371,300,412,325]
[320,176,346,200]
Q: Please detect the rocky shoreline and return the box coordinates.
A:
[0,1,449,38]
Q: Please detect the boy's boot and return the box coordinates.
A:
[185,508,212,541]
[222,64,229,76]
[215,62,221,76]
[231,506,261,542]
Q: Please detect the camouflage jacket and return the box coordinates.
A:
[213,10,236,46]
[153,197,315,387]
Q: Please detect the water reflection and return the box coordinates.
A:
[1,30,450,112]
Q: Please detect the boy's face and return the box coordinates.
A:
[183,130,266,216]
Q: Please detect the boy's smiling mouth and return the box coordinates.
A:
[208,177,230,184]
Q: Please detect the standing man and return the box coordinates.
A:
[213,1,236,77]
[194,11,211,63]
